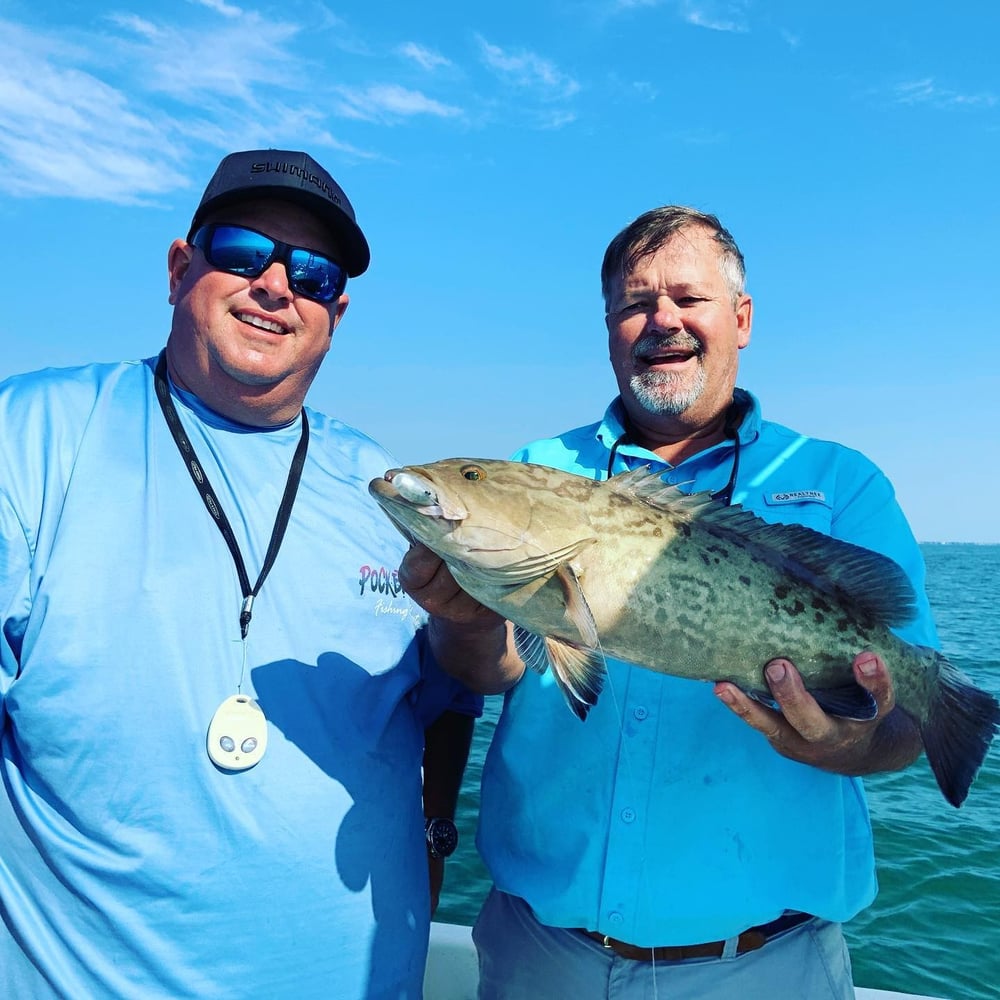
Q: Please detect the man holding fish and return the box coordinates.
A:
[393,207,998,998]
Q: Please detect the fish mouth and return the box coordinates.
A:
[370,469,469,521]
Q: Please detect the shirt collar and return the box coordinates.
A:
[596,388,762,466]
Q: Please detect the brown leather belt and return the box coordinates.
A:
[579,911,813,962]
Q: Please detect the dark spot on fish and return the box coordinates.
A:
[739,575,751,587]
[679,523,692,538]
[836,618,851,633]
[774,585,790,599]
[814,612,825,624]
[707,545,729,559]
[784,599,805,617]
[811,596,832,613]
[699,552,711,567]
[768,599,780,613]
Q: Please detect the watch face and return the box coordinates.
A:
[426,818,459,858]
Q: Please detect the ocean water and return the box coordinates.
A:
[437,543,1000,1000]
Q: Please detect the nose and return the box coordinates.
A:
[249,260,292,302]
[649,295,683,332]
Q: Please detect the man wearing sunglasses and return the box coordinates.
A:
[0,150,498,998]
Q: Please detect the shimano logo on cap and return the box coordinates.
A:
[250,160,344,207]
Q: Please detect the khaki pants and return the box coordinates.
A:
[473,888,855,1000]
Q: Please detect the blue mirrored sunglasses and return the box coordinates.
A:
[189,224,347,303]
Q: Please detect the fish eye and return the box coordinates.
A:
[460,464,487,481]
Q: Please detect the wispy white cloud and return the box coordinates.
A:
[611,0,749,32]
[334,84,462,122]
[396,41,451,72]
[187,0,243,17]
[0,12,390,203]
[893,78,997,110]
[0,21,186,202]
[678,0,749,33]
[476,35,580,100]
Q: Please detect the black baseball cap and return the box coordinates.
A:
[187,149,370,277]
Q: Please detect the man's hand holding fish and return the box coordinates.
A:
[400,541,524,695]
[716,651,924,776]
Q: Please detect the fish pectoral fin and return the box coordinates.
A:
[554,564,600,647]
[748,684,878,721]
[544,636,606,722]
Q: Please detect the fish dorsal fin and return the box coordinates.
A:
[608,467,916,628]
[514,625,605,722]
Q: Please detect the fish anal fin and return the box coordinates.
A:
[747,684,878,721]
[810,685,879,721]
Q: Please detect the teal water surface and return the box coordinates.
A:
[436,544,1000,1000]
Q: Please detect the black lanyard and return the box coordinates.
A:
[603,400,742,505]
[153,351,309,639]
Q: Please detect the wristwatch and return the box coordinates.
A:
[425,817,459,859]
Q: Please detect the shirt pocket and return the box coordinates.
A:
[756,489,833,533]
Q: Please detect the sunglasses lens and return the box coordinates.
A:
[287,250,344,303]
[202,226,275,277]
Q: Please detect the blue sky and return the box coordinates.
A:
[1,0,998,543]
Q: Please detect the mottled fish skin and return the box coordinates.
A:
[369,458,1000,807]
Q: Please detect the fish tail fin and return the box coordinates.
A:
[920,652,1000,808]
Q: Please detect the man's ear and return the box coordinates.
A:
[736,294,753,350]
[167,239,194,305]
[329,295,350,337]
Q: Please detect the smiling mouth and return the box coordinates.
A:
[640,348,694,365]
[634,333,701,367]
[234,312,287,335]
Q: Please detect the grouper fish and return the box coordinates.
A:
[369,458,1000,807]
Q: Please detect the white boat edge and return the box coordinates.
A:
[425,921,950,1000]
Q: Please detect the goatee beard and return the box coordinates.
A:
[629,364,706,416]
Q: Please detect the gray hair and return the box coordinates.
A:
[601,206,746,311]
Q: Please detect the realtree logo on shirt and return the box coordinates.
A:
[768,490,827,504]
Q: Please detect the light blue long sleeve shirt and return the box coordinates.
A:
[0,357,476,999]
[477,391,937,947]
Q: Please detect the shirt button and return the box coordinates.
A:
[633,706,648,721]
[621,808,636,823]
